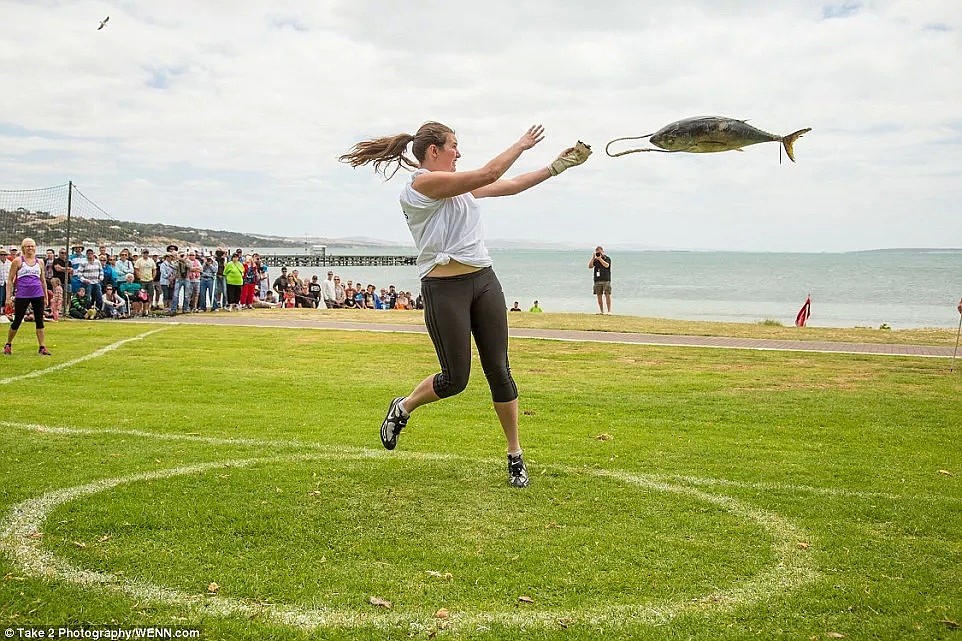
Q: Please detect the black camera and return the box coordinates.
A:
[595,252,601,257]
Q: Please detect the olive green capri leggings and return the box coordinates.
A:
[421,267,518,403]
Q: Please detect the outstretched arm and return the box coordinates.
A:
[474,142,592,199]
[473,167,552,198]
[413,126,545,200]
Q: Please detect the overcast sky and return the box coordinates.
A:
[2,0,959,252]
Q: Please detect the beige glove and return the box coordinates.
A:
[549,141,592,176]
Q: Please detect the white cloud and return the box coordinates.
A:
[1,0,959,251]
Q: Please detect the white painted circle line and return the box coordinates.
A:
[0,328,169,385]
[0,450,818,631]
[1,421,956,505]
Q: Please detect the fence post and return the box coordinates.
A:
[63,180,73,316]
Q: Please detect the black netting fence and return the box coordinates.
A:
[0,182,123,253]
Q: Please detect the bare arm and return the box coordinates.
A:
[413,125,544,200]
[6,259,18,301]
[472,167,552,199]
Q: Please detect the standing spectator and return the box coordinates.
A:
[529,300,543,313]
[272,267,290,299]
[257,260,270,300]
[186,251,202,312]
[79,249,104,310]
[509,301,522,312]
[168,252,191,315]
[321,271,337,309]
[159,254,175,310]
[134,250,156,304]
[342,281,357,308]
[334,276,346,308]
[150,253,164,309]
[589,245,612,315]
[395,291,410,309]
[240,256,257,308]
[43,249,55,285]
[199,256,217,311]
[0,248,8,304]
[114,248,134,284]
[4,238,51,355]
[223,253,244,311]
[52,249,70,297]
[48,277,64,322]
[283,288,296,308]
[308,275,322,308]
[68,245,84,294]
[213,248,227,310]
[102,255,117,291]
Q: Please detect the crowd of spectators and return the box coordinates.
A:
[1,244,423,322]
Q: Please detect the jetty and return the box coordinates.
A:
[262,253,417,268]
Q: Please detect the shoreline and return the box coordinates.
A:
[130,308,961,352]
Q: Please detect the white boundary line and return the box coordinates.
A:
[0,449,817,632]
[158,317,955,358]
[0,328,168,385]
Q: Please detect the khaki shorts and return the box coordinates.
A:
[593,281,611,295]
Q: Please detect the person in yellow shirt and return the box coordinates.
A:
[529,300,542,313]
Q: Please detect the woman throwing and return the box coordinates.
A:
[4,237,51,356]
[340,122,591,487]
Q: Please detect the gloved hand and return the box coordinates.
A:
[549,141,592,176]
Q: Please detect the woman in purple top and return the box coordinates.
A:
[4,237,51,356]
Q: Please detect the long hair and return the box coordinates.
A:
[339,122,454,179]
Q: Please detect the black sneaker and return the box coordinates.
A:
[507,453,529,488]
[380,397,408,450]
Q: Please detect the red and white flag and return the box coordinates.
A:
[795,296,811,327]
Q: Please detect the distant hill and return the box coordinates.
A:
[0,208,407,249]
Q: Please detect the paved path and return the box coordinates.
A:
[153,315,957,358]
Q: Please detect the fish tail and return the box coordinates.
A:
[781,128,812,163]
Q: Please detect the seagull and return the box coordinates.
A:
[97,16,109,30]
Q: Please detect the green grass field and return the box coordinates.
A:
[1,319,960,640]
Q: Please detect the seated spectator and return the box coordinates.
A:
[395,291,409,309]
[118,273,144,316]
[385,285,398,309]
[101,285,128,318]
[252,291,280,308]
[69,287,93,319]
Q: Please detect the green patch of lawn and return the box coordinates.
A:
[0,322,959,640]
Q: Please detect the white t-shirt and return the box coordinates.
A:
[400,168,493,279]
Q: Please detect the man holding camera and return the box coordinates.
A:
[589,245,612,315]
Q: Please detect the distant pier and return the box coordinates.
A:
[262,254,417,268]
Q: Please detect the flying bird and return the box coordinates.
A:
[97,16,109,30]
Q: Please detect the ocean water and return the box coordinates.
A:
[253,247,962,329]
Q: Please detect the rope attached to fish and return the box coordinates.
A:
[605,135,676,157]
